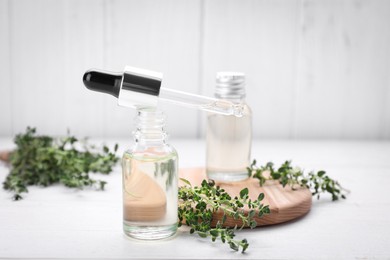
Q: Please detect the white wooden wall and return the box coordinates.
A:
[0,0,389,139]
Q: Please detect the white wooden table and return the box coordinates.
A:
[1,138,389,259]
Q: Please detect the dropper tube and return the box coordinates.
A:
[158,88,243,117]
[83,66,243,117]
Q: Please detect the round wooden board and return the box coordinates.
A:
[179,167,312,227]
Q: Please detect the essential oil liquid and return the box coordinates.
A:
[206,104,252,182]
[122,149,178,240]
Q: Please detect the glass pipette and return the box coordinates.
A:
[83,66,243,117]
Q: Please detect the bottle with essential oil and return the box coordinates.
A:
[122,109,178,240]
[206,72,252,182]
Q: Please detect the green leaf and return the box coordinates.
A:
[179,178,191,187]
[242,241,249,253]
[222,214,227,224]
[209,230,219,237]
[257,193,264,201]
[197,232,207,238]
[229,241,239,251]
[249,220,257,229]
[240,188,249,199]
[318,171,326,177]
[271,172,281,179]
[251,159,256,167]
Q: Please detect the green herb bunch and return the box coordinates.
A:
[248,160,348,201]
[3,127,119,200]
[178,178,270,253]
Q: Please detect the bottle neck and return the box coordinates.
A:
[215,95,245,104]
[133,109,167,144]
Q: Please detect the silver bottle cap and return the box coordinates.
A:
[215,72,246,99]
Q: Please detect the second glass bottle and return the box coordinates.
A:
[206,72,252,182]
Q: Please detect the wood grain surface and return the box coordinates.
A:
[179,167,312,227]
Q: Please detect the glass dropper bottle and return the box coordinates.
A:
[83,66,244,117]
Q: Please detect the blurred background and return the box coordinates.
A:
[0,0,389,139]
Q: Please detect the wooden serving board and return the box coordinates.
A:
[179,168,312,227]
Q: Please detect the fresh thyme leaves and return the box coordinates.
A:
[178,160,347,253]
[178,178,270,253]
[2,127,119,200]
[248,160,348,201]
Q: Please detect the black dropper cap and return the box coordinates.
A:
[83,70,122,98]
[83,68,162,99]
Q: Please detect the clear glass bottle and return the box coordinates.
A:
[122,109,178,240]
[206,72,252,182]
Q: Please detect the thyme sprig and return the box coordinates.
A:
[248,160,348,201]
[2,127,119,200]
[178,178,270,253]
